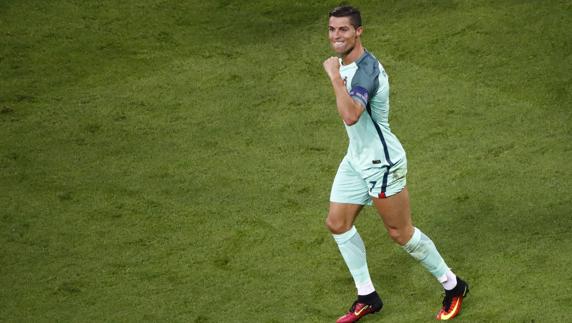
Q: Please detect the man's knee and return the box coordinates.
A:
[386,226,413,246]
[325,214,352,234]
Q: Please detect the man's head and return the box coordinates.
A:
[329,5,362,29]
[328,5,363,58]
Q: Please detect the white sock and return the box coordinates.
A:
[438,269,458,290]
[356,280,376,296]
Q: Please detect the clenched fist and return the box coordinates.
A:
[323,56,341,80]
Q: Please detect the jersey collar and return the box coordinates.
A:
[340,49,370,69]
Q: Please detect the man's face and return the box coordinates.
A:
[328,16,362,56]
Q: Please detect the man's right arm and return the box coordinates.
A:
[323,57,365,126]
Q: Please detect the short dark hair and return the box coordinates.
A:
[329,5,362,28]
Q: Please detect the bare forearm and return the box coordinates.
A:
[323,56,364,125]
[330,76,363,126]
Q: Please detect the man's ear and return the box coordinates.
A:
[355,26,363,37]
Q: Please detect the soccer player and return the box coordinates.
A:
[322,6,469,322]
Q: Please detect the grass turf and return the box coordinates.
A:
[1,0,571,321]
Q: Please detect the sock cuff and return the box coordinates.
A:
[402,227,421,252]
[332,226,357,244]
[438,273,448,283]
[356,279,375,296]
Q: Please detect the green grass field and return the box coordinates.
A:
[1,0,571,321]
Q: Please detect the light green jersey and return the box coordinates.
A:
[338,50,406,172]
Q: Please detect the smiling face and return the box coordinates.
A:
[328,16,363,58]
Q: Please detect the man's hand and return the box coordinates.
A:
[323,57,341,81]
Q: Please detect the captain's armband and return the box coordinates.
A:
[349,86,369,108]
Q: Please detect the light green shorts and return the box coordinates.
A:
[330,156,407,205]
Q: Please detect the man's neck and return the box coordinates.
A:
[342,43,365,65]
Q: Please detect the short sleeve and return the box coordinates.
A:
[349,58,380,108]
[349,86,370,108]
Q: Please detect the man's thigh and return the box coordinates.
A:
[330,157,371,205]
[372,187,413,245]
